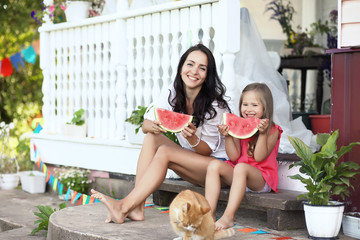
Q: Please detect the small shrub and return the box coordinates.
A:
[31,202,67,236]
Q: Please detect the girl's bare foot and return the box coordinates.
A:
[91,189,128,224]
[215,216,234,230]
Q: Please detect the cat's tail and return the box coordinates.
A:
[214,227,235,239]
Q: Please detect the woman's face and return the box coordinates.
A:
[181,50,208,91]
[240,90,264,119]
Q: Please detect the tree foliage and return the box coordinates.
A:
[0,0,44,170]
[0,0,43,123]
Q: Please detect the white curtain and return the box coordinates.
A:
[234,8,318,153]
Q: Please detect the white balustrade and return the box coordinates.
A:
[38,0,239,144]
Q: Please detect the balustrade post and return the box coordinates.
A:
[218,0,240,111]
[116,0,129,139]
[39,30,51,134]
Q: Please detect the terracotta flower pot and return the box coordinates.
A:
[309,114,330,134]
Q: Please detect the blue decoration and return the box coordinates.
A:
[22,46,37,64]
[9,52,25,71]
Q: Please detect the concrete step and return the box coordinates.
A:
[0,189,355,240]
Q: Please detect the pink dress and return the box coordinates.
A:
[225,124,283,193]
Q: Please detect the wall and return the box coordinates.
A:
[241,0,337,113]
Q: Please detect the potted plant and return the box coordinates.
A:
[125,105,149,145]
[62,108,87,138]
[0,122,20,190]
[265,0,296,56]
[64,0,93,22]
[125,105,180,145]
[20,171,46,194]
[31,0,105,25]
[288,130,360,239]
[342,212,360,239]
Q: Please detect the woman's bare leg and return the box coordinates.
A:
[96,133,178,222]
[128,133,178,220]
[92,144,214,224]
[215,163,265,230]
[204,160,233,220]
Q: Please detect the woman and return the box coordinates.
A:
[91,44,230,224]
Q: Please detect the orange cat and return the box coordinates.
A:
[169,190,235,240]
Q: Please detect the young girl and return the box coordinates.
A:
[91,44,230,224]
[205,82,283,230]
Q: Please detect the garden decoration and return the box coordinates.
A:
[0,122,20,190]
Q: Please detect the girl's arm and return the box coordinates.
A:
[218,124,241,161]
[253,119,279,162]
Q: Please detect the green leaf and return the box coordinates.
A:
[336,142,360,159]
[59,202,67,210]
[316,133,330,146]
[320,130,338,155]
[288,135,313,165]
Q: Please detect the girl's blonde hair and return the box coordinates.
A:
[239,83,274,157]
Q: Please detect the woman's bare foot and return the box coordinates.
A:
[91,189,128,224]
[214,216,234,230]
[127,206,145,221]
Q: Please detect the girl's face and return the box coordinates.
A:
[181,50,208,91]
[240,90,264,119]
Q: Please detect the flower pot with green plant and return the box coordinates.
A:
[288,130,360,239]
[31,0,104,25]
[62,108,87,138]
[0,122,20,190]
[20,170,46,194]
[125,105,148,144]
[125,105,180,145]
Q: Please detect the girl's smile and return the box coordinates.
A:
[241,90,264,119]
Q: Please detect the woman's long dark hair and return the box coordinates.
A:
[169,44,230,127]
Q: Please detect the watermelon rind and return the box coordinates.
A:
[154,108,193,133]
[223,113,260,139]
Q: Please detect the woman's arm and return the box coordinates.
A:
[182,123,212,156]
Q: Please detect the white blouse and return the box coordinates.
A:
[144,84,229,159]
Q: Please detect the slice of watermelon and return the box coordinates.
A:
[154,108,193,133]
[223,113,261,139]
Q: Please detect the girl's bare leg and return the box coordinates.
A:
[215,163,265,230]
[92,144,214,224]
[205,160,233,220]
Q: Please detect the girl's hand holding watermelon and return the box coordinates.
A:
[257,119,269,134]
[217,124,230,137]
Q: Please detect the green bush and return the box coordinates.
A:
[31,203,67,236]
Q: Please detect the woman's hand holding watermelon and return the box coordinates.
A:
[181,123,198,145]
[151,120,167,135]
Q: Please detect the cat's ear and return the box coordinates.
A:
[182,202,191,212]
[200,207,211,215]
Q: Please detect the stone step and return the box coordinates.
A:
[153,179,306,230]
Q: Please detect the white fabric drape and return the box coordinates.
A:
[233,8,318,153]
